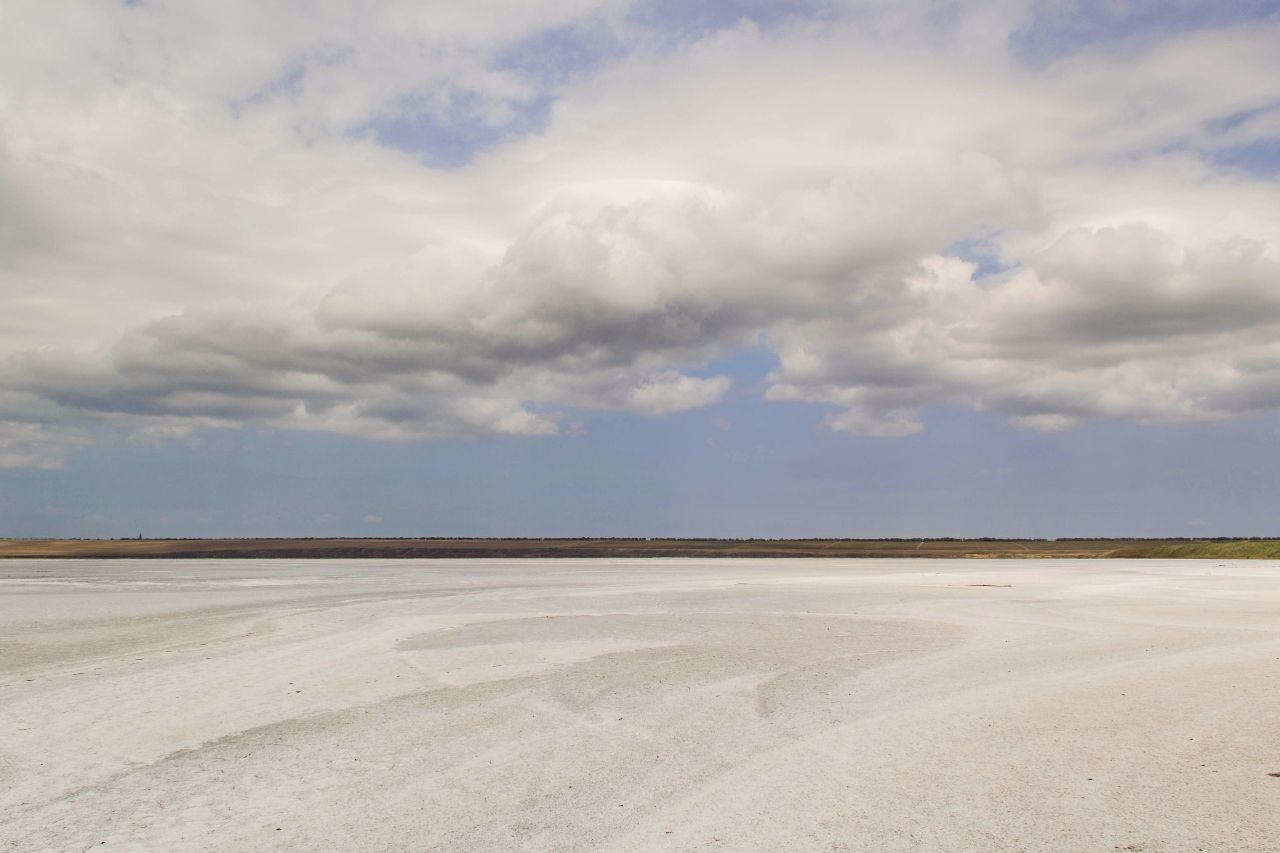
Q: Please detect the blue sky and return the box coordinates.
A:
[7,392,1280,539]
[3,1,1280,537]
[8,344,1280,538]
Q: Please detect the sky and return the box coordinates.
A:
[2,0,1280,538]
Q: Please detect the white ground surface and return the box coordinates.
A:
[2,558,1279,852]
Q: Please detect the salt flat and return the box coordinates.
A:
[2,559,1278,852]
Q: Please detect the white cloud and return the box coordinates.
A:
[822,409,926,438]
[0,421,87,470]
[2,2,1280,464]
[622,372,732,416]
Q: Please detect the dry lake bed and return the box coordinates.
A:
[2,558,1278,851]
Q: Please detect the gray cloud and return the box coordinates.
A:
[2,2,1280,465]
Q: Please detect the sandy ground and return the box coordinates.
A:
[2,559,1278,852]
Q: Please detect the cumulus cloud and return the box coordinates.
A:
[2,1,1280,466]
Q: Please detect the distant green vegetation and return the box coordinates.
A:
[3,537,1279,559]
[1114,540,1280,559]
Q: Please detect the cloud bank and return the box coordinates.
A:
[2,0,1280,465]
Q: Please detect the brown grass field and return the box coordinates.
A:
[2,537,1278,559]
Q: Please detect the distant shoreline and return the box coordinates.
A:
[3,538,1279,559]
